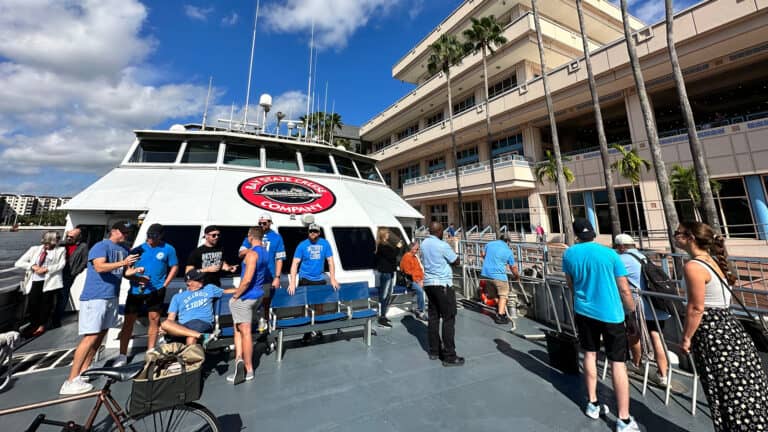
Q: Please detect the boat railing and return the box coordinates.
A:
[0,262,22,293]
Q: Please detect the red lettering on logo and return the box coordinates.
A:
[238,175,336,214]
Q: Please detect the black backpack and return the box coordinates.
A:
[627,253,684,317]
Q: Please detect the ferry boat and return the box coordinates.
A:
[62,115,422,309]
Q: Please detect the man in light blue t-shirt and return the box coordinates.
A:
[288,223,338,293]
[480,233,520,325]
[563,219,639,430]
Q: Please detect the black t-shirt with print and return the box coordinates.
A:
[187,245,224,286]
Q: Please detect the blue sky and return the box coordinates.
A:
[0,0,696,196]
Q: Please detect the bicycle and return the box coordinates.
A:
[0,362,220,431]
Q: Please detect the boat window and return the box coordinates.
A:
[334,156,359,178]
[181,141,219,164]
[78,225,107,249]
[355,160,382,182]
[266,146,299,171]
[129,139,182,163]
[155,226,202,278]
[278,226,329,275]
[223,143,261,167]
[301,150,334,174]
[332,227,375,270]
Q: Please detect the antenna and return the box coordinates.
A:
[311,48,319,142]
[276,112,285,136]
[322,81,328,144]
[229,102,235,132]
[329,99,336,146]
[242,0,261,131]
[202,76,213,130]
[304,20,315,141]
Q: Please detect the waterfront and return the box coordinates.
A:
[0,230,52,262]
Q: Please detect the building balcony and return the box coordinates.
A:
[402,154,535,201]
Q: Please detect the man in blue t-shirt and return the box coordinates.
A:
[61,221,141,395]
[288,223,338,294]
[117,224,178,366]
[480,233,520,325]
[563,219,639,429]
[161,269,233,346]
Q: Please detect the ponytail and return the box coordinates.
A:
[709,234,736,285]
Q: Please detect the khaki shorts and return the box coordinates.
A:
[230,298,262,324]
[484,279,510,298]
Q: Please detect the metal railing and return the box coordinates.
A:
[404,154,532,186]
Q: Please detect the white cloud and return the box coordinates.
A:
[409,0,424,20]
[184,5,213,21]
[263,0,399,50]
[0,0,213,194]
[221,11,238,26]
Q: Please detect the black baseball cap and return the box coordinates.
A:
[111,221,135,235]
[185,269,206,282]
[204,225,220,234]
[146,223,164,238]
[573,218,596,241]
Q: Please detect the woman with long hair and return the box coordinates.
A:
[677,221,768,431]
[15,231,67,336]
[375,228,402,328]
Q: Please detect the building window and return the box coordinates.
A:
[181,141,219,164]
[430,204,448,225]
[428,157,446,174]
[463,201,482,228]
[456,147,479,167]
[396,123,419,141]
[544,194,586,234]
[488,76,517,99]
[397,164,420,189]
[425,111,444,128]
[713,178,756,238]
[373,137,391,152]
[453,94,476,115]
[491,133,523,157]
[498,198,531,233]
[594,187,647,237]
[129,139,183,163]
[332,227,375,270]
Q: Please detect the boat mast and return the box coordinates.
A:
[242,0,260,132]
[201,76,213,130]
[304,20,315,141]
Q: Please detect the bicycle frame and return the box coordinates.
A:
[0,379,132,432]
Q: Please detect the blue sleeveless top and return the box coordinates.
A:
[239,245,268,300]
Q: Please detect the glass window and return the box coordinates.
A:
[425,111,444,128]
[302,150,334,173]
[332,227,375,270]
[430,204,449,225]
[129,139,182,163]
[713,178,755,238]
[456,147,479,167]
[397,164,420,188]
[428,157,445,174]
[463,201,482,228]
[372,137,391,152]
[181,141,219,164]
[594,186,647,236]
[278,226,329,275]
[488,76,518,99]
[223,143,261,167]
[396,123,419,141]
[159,226,202,278]
[491,133,523,157]
[497,198,530,233]
[453,94,476,115]
[266,146,299,171]
[355,160,382,182]
[334,156,359,177]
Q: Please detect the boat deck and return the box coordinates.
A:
[0,306,713,431]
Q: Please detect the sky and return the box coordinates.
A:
[0,0,698,197]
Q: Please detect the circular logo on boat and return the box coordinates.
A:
[238,175,336,214]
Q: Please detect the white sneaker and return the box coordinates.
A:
[257,318,268,333]
[113,354,127,367]
[585,402,609,419]
[616,416,640,432]
[78,374,91,383]
[60,379,93,395]
[652,373,669,386]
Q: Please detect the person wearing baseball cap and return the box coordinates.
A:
[161,269,234,349]
[614,234,671,387]
[562,218,639,429]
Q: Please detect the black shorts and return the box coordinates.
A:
[124,288,166,315]
[575,313,628,362]
[299,278,326,286]
[646,319,666,334]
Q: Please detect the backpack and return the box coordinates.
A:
[626,253,684,317]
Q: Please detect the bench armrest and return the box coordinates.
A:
[338,302,353,319]
[307,305,315,325]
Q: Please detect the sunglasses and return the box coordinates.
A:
[673,230,688,237]
[207,233,220,238]
[258,222,270,226]
[309,230,320,234]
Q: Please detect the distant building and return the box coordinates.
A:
[0,194,72,223]
[334,124,362,153]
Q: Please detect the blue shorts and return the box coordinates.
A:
[78,299,118,335]
[167,319,213,343]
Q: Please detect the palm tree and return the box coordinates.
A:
[536,150,575,235]
[324,112,343,143]
[664,0,720,233]
[532,0,574,245]
[620,0,679,252]
[611,144,650,248]
[463,15,508,234]
[670,164,722,224]
[428,33,467,240]
[576,0,621,239]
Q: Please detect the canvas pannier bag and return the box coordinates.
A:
[129,342,205,416]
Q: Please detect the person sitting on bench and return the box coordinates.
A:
[161,269,233,347]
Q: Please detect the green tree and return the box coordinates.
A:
[532,0,573,244]
[664,0,720,232]
[620,0,679,252]
[536,150,575,235]
[611,144,651,248]
[576,0,621,239]
[463,15,507,234]
[670,164,722,224]
[428,33,467,240]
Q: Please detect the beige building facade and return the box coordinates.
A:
[361,0,768,256]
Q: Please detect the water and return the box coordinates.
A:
[0,231,53,263]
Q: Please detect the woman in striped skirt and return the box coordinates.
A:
[677,221,768,431]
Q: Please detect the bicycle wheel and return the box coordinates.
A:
[119,402,220,432]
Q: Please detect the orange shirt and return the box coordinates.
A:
[399,252,424,283]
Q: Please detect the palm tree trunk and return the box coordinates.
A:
[664,0,720,233]
[577,0,621,239]
[447,71,467,241]
[620,0,679,252]
[532,0,573,245]
[481,46,500,234]
[630,184,644,249]
[715,190,729,237]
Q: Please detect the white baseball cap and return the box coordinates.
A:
[259,213,272,222]
[614,234,636,246]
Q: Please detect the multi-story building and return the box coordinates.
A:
[361,0,768,256]
[2,194,38,218]
[0,194,71,222]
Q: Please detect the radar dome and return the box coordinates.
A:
[169,124,186,132]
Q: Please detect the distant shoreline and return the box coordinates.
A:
[0,226,65,232]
